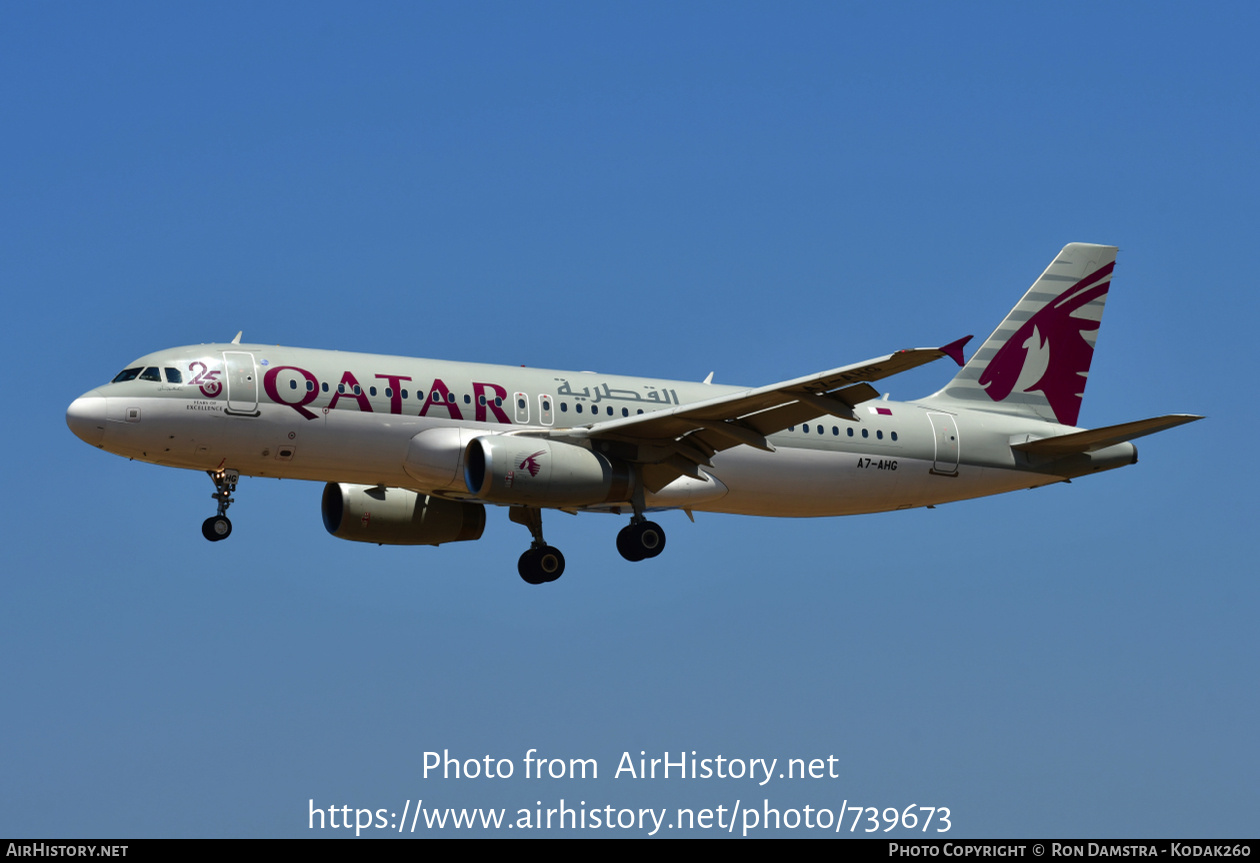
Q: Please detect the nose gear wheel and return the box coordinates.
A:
[202,468,239,543]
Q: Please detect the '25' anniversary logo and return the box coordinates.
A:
[189,361,222,398]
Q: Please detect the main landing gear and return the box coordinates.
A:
[201,468,238,542]
[510,506,565,585]
[618,482,666,562]
[616,516,666,562]
[508,505,669,585]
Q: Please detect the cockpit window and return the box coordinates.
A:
[164,367,182,383]
[139,367,162,382]
[112,367,142,383]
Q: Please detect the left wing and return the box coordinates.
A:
[533,336,971,491]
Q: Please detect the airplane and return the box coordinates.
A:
[66,243,1200,584]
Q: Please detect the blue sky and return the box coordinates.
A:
[3,2,1256,837]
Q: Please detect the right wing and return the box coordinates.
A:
[532,336,972,491]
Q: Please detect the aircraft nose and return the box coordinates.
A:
[67,392,107,447]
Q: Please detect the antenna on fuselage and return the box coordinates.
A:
[231,331,242,344]
[702,372,714,385]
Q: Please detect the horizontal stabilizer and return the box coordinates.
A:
[1011,414,1202,456]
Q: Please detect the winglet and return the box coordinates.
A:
[939,335,972,367]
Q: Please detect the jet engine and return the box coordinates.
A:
[464,437,632,506]
[403,427,480,491]
[322,483,485,545]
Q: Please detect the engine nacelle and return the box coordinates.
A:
[403,427,480,491]
[464,436,632,506]
[322,483,485,546]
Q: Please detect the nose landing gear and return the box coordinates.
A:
[201,468,239,542]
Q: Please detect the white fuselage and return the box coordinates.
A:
[67,342,1124,519]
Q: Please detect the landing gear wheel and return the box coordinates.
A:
[510,506,564,584]
[537,546,564,581]
[617,520,666,561]
[518,550,545,585]
[202,515,232,542]
[518,546,565,585]
[637,521,665,558]
[203,469,239,542]
[617,525,645,562]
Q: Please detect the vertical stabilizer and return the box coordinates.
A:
[925,243,1118,426]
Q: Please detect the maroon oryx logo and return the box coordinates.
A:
[519,450,546,477]
[189,361,223,398]
[978,262,1113,427]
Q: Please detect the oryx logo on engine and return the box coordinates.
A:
[519,451,546,478]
